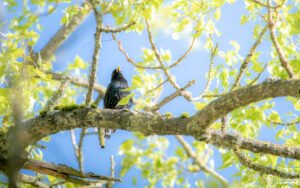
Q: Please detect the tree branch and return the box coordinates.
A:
[188,79,300,135]
[85,0,103,105]
[231,25,268,90]
[18,174,49,188]
[268,118,300,126]
[22,159,121,185]
[251,0,286,9]
[209,131,300,160]
[150,80,195,111]
[145,19,193,101]
[100,22,136,33]
[234,147,300,178]
[44,79,70,111]
[48,71,106,96]
[175,135,228,187]
[248,62,268,86]
[267,1,294,78]
[1,79,300,180]
[33,2,92,62]
[192,42,218,101]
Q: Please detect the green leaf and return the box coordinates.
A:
[219,151,235,169]
[229,41,240,52]
[117,93,134,106]
[132,176,137,185]
[220,68,229,87]
[61,5,80,25]
[175,147,187,160]
[269,111,281,122]
[68,55,87,70]
[214,8,221,21]
[294,100,300,111]
[288,10,300,34]
[212,0,226,7]
[194,102,206,110]
[240,15,249,24]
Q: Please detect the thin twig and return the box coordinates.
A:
[48,71,106,95]
[145,19,181,90]
[78,129,86,173]
[192,42,218,101]
[112,33,162,69]
[268,118,300,126]
[85,0,103,105]
[234,147,300,179]
[113,30,198,70]
[249,63,268,86]
[267,0,294,78]
[251,0,287,9]
[93,93,103,106]
[231,25,268,90]
[176,136,229,187]
[150,80,195,111]
[167,33,199,69]
[145,20,193,101]
[143,79,168,95]
[44,79,70,111]
[89,0,106,150]
[201,94,225,98]
[70,130,85,173]
[106,155,115,188]
[100,22,136,33]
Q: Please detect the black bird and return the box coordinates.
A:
[104,66,132,138]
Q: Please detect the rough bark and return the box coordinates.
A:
[0,79,300,176]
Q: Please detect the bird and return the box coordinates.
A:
[103,66,132,138]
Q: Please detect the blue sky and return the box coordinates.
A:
[1,0,298,187]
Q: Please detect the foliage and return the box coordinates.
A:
[0,0,300,187]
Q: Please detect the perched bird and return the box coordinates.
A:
[103,66,132,138]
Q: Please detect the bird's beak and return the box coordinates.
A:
[116,66,121,72]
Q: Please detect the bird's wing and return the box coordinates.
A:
[104,79,131,109]
[104,85,117,109]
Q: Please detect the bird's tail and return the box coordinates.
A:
[105,129,116,139]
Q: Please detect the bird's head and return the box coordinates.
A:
[111,66,124,81]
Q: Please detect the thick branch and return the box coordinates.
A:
[17,107,300,161]
[18,174,49,188]
[34,3,91,62]
[5,79,297,154]
[1,79,300,176]
[23,159,121,185]
[187,79,300,135]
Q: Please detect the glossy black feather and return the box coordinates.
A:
[103,68,132,138]
[104,69,132,109]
